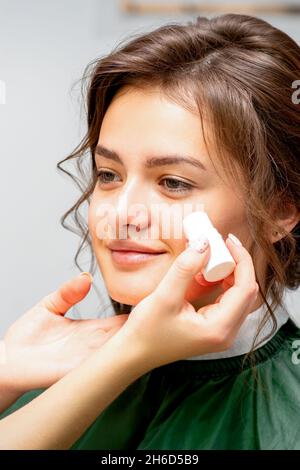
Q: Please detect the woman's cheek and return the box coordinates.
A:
[184,277,209,300]
[88,196,108,245]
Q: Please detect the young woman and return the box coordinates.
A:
[1,12,300,450]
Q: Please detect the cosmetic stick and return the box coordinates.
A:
[183,211,236,282]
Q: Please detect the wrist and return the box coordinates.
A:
[0,341,25,396]
[0,341,24,413]
[99,328,155,380]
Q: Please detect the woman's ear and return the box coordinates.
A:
[270,201,300,243]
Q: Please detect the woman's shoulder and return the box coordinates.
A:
[136,318,300,450]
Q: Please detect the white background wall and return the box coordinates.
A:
[0,0,299,337]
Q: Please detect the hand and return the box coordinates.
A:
[115,235,259,371]
[0,273,128,393]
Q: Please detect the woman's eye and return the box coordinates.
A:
[97,170,120,184]
[97,170,193,193]
[160,177,194,193]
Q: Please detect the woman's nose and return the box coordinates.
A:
[113,180,151,237]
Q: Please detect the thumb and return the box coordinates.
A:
[154,237,210,308]
[39,272,94,315]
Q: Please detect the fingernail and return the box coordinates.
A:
[188,236,209,253]
[228,233,242,246]
[79,272,94,283]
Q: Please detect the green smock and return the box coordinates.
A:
[1,318,299,450]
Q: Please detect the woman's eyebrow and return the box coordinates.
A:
[95,144,207,171]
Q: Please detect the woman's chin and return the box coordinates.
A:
[109,281,222,309]
[104,271,222,306]
[101,262,170,306]
[108,288,151,306]
[111,297,143,308]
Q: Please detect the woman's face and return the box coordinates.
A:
[88,85,253,309]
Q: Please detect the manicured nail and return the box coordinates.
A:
[228,233,242,246]
[79,272,94,283]
[188,236,209,253]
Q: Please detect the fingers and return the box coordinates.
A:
[203,236,259,334]
[39,272,94,315]
[212,271,235,303]
[222,273,235,293]
[154,241,211,309]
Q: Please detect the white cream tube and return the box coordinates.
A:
[183,211,236,282]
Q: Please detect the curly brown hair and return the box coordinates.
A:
[57,13,300,365]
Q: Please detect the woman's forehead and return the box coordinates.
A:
[99,86,214,170]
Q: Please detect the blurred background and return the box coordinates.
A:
[0,0,299,337]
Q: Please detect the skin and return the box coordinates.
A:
[88,84,263,311]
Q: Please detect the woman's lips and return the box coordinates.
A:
[110,250,166,265]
